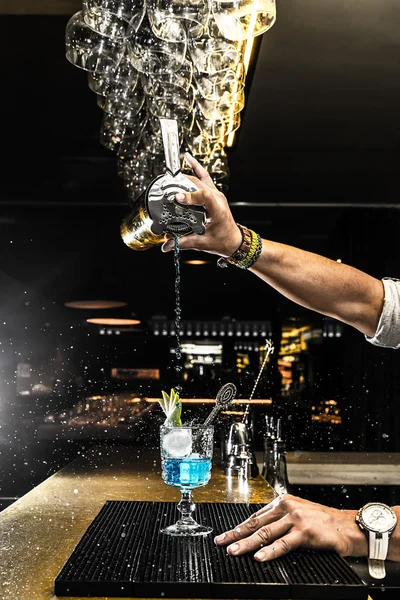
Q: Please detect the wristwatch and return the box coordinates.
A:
[356,502,397,579]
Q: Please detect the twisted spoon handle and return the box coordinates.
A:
[203,383,237,427]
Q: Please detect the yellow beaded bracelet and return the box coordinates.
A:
[238,229,259,268]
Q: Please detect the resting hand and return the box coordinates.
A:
[214,494,368,562]
[161,153,241,257]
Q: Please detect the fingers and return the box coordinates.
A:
[184,174,213,192]
[175,188,215,210]
[161,239,174,253]
[253,496,286,518]
[254,530,304,562]
[184,153,217,190]
[215,501,286,547]
[226,514,292,557]
[161,233,202,253]
[215,497,289,547]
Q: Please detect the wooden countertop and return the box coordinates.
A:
[0,445,274,600]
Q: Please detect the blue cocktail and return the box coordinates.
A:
[160,425,214,536]
[163,457,212,488]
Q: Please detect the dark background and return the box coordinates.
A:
[0,0,399,505]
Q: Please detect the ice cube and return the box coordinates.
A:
[162,429,192,458]
[179,461,191,484]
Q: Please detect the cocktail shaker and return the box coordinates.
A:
[225,422,258,480]
[120,118,206,251]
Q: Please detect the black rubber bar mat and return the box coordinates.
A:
[54,501,368,599]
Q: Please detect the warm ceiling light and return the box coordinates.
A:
[87,318,141,326]
[185,259,208,265]
[65,300,128,309]
[64,282,127,310]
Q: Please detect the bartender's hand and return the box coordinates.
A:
[214,494,368,562]
[161,153,242,257]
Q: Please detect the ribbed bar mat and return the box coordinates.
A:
[54,501,367,599]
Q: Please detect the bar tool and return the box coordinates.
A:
[121,118,206,251]
[202,382,237,428]
[225,339,274,480]
[262,416,290,494]
[242,407,259,478]
[225,422,256,480]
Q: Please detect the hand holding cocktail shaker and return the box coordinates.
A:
[120,119,206,251]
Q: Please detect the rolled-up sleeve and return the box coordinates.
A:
[365,278,400,349]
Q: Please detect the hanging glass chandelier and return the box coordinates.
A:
[65,0,276,200]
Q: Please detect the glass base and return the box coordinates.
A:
[161,520,213,537]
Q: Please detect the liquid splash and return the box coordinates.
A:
[173,234,182,395]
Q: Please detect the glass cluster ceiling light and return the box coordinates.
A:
[65,0,276,199]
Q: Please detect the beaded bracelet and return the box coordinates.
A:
[217,224,262,269]
[238,229,259,268]
[241,232,262,269]
[217,224,250,268]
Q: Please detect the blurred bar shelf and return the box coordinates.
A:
[37,423,139,440]
[146,398,273,404]
[256,451,400,485]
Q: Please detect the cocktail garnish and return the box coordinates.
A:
[158,388,182,425]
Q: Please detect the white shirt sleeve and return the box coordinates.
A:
[365,278,400,349]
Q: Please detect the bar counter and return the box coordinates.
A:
[0,445,274,600]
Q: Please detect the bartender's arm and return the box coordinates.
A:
[162,154,400,349]
[214,494,400,562]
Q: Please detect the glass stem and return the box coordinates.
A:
[177,489,196,524]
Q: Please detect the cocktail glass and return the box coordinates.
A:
[160,424,214,536]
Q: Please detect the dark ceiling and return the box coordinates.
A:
[0,0,399,328]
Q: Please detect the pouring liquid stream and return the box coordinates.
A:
[173,234,182,395]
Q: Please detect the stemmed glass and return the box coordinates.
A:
[211,0,276,41]
[160,425,214,536]
[141,58,193,95]
[127,16,187,75]
[147,0,210,42]
[88,53,139,96]
[97,84,145,120]
[189,38,242,75]
[146,83,195,120]
[82,0,145,39]
[65,11,123,74]
[196,110,241,142]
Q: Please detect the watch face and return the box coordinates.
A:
[360,503,397,533]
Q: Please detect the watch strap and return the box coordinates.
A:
[368,558,386,580]
[368,531,389,579]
